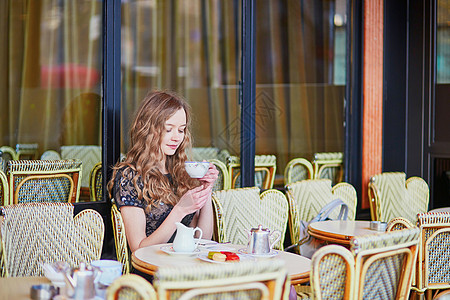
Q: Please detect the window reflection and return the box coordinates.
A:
[0,1,103,202]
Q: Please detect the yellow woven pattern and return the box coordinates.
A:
[369,172,429,223]
[285,179,357,253]
[208,159,230,191]
[361,254,405,299]
[111,204,131,274]
[227,155,277,189]
[284,158,314,185]
[0,202,104,277]
[212,187,288,250]
[317,254,348,299]
[154,259,288,300]
[61,145,101,188]
[89,162,102,201]
[351,227,420,252]
[106,274,157,300]
[8,159,82,204]
[40,150,62,160]
[386,217,415,232]
[416,212,450,288]
[0,170,7,206]
[313,152,343,185]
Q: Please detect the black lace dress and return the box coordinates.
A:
[112,167,195,243]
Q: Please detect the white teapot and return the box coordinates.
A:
[173,222,203,253]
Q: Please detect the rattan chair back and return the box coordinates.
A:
[387,217,415,232]
[111,203,131,274]
[284,158,314,185]
[414,212,450,294]
[154,259,289,300]
[15,143,39,160]
[0,170,8,206]
[61,145,101,188]
[351,227,420,299]
[7,159,82,205]
[89,162,102,202]
[40,150,62,161]
[312,152,344,185]
[227,155,277,190]
[368,172,429,223]
[310,245,355,300]
[0,202,104,277]
[212,187,288,250]
[106,274,157,300]
[208,159,230,191]
[285,179,357,254]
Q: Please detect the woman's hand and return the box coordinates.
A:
[199,162,219,189]
[176,184,212,215]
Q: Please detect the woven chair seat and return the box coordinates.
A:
[0,202,104,277]
[154,259,289,300]
[7,159,82,204]
[368,172,429,223]
[212,187,288,250]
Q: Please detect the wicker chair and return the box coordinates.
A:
[0,170,8,206]
[285,179,357,255]
[0,202,104,277]
[89,162,102,202]
[212,187,288,250]
[368,172,430,223]
[15,143,39,160]
[208,159,230,191]
[284,158,314,186]
[401,212,450,298]
[60,145,101,189]
[0,146,17,172]
[40,150,62,160]
[227,155,277,190]
[298,227,420,300]
[111,203,131,275]
[7,159,82,205]
[106,274,157,300]
[312,152,344,185]
[154,258,289,300]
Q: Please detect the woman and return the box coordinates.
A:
[108,90,218,253]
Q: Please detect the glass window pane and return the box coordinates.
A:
[121,1,242,160]
[255,0,347,187]
[437,0,450,83]
[0,1,103,202]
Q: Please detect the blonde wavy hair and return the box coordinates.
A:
[108,90,199,208]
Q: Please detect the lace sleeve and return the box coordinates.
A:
[113,168,146,210]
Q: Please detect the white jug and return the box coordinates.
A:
[173,222,203,253]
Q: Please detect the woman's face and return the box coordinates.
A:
[160,108,187,156]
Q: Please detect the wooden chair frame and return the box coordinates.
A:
[0,170,8,206]
[111,203,131,274]
[106,274,157,300]
[312,152,344,184]
[7,160,82,205]
[227,155,277,190]
[284,158,314,186]
[89,162,102,202]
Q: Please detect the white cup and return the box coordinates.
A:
[185,161,209,178]
[91,260,122,286]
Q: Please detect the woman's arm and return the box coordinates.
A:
[121,185,211,252]
[193,189,214,240]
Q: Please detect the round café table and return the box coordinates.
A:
[132,243,311,285]
[308,220,382,246]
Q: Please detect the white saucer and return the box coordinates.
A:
[197,253,255,264]
[238,248,279,258]
[160,245,200,256]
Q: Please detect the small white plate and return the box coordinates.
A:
[195,239,218,246]
[197,253,255,264]
[160,245,200,256]
[238,248,279,258]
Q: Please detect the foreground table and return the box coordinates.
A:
[308,220,382,246]
[0,277,50,300]
[132,243,311,285]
